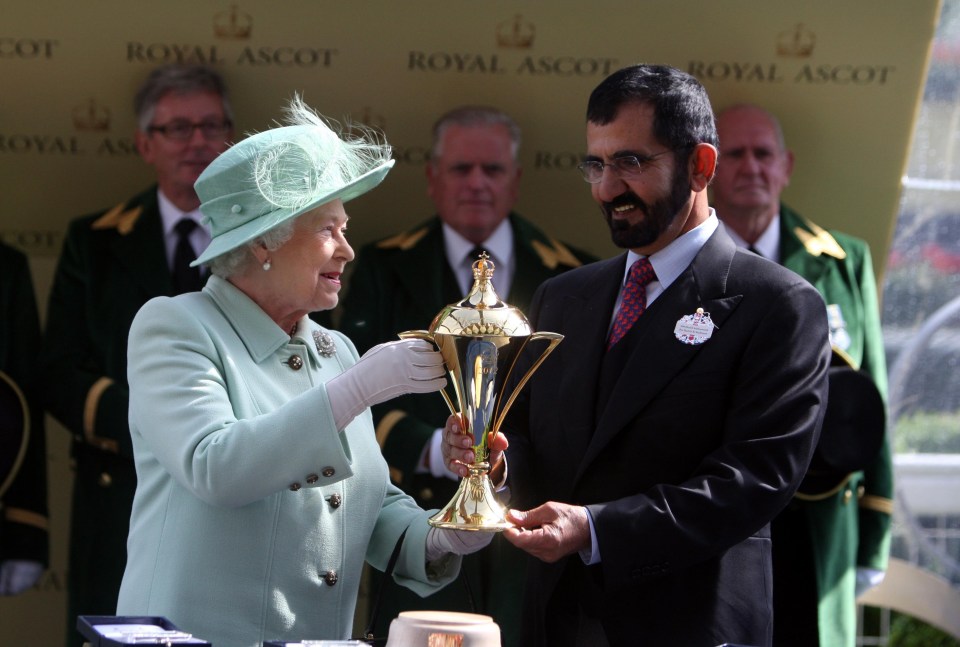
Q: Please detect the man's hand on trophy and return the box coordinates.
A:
[503,503,591,563]
[440,414,508,479]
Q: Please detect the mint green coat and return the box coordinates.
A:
[776,204,893,647]
[117,276,457,647]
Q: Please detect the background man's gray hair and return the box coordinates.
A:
[134,64,234,132]
[430,105,522,161]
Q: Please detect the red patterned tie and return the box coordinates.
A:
[607,257,656,350]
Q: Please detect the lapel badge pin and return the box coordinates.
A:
[313,330,337,357]
[674,307,714,345]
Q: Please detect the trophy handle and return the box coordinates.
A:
[398,330,458,416]
[493,331,563,432]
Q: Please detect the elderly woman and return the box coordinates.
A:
[115,97,490,646]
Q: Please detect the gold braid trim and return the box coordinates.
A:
[794,474,853,501]
[860,494,894,515]
[4,507,48,531]
[83,377,119,453]
[375,410,408,450]
[376,411,409,484]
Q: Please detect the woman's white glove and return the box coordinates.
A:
[0,559,44,595]
[425,527,495,562]
[326,339,447,430]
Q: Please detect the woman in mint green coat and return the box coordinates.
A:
[116,97,491,647]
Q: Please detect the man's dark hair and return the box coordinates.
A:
[134,64,233,131]
[587,64,718,153]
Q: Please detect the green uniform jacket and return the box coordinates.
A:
[39,187,179,645]
[775,204,893,647]
[334,213,596,645]
[0,242,49,570]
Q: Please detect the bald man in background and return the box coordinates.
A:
[712,103,893,647]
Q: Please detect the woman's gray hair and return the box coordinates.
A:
[207,219,296,278]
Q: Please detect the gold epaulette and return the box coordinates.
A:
[91,203,143,235]
[376,226,429,251]
[532,238,584,270]
[794,217,847,260]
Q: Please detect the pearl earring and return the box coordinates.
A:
[263,260,272,271]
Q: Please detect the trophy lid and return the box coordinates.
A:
[428,252,533,337]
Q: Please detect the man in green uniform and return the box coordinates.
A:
[712,103,893,647]
[40,64,233,646]
[331,106,596,645]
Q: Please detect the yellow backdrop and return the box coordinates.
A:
[0,1,941,644]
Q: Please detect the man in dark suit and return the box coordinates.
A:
[443,65,831,646]
[712,103,893,647]
[331,106,595,644]
[39,64,233,645]
[0,241,48,596]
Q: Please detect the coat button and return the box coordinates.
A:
[289,482,302,491]
[324,570,338,586]
[322,466,335,477]
[98,472,113,488]
[306,473,319,484]
[327,493,342,508]
[286,355,304,370]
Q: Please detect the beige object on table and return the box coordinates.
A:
[385,610,501,647]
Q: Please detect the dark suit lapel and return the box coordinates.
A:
[577,230,744,482]
[107,190,173,298]
[551,256,625,466]
[385,220,460,319]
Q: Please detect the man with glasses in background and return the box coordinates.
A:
[40,64,233,646]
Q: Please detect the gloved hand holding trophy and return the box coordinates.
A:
[400,252,562,531]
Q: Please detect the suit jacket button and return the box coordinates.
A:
[305,474,319,484]
[289,482,302,491]
[324,570,338,586]
[286,355,304,370]
[322,467,335,477]
[419,488,433,502]
[327,493,342,508]
[98,472,113,487]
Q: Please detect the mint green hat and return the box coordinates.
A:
[192,96,394,267]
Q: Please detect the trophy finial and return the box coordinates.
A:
[461,251,505,311]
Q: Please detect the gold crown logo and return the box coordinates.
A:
[214,4,252,40]
[776,23,816,58]
[496,14,535,49]
[72,98,111,132]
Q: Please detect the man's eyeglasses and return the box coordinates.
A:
[147,119,232,142]
[577,151,673,184]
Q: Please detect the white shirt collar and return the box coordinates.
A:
[442,218,515,295]
[720,213,781,263]
[621,211,719,306]
[157,189,212,270]
[157,189,207,236]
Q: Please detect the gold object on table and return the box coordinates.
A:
[400,252,562,531]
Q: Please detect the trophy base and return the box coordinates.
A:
[427,464,513,532]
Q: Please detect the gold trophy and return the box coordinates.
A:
[400,252,562,531]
